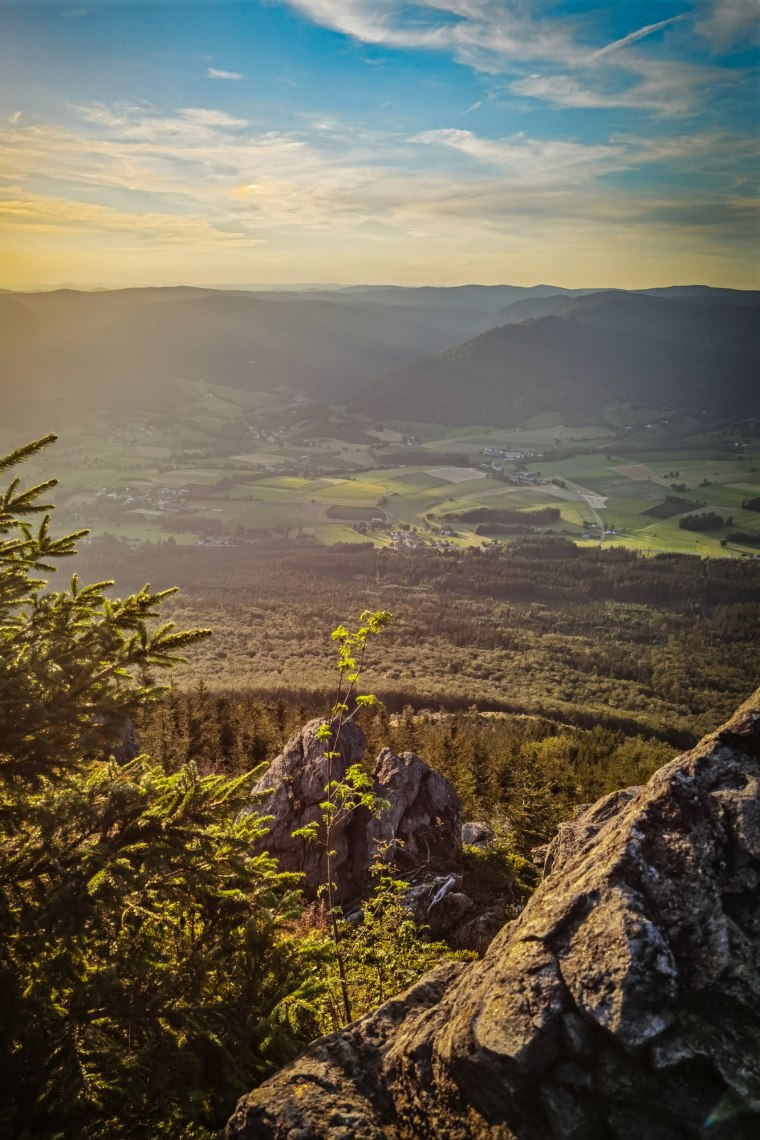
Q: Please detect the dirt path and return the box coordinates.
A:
[563,478,607,542]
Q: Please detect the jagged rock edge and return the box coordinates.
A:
[224,690,760,1140]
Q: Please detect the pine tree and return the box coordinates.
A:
[0,435,211,781]
[0,436,327,1139]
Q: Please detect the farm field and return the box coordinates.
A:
[13,390,760,558]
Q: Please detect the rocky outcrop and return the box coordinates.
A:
[250,717,370,900]
[225,690,760,1139]
[462,820,493,850]
[369,748,462,877]
[250,722,463,906]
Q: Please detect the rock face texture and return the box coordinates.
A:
[250,717,370,900]
[369,747,462,877]
[226,690,760,1139]
[462,820,493,850]
[250,721,463,905]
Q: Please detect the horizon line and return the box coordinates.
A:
[3,281,758,295]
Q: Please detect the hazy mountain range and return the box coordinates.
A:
[359,289,759,425]
[2,284,757,430]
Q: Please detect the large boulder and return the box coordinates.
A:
[249,728,464,908]
[249,717,370,901]
[370,748,462,876]
[225,689,760,1139]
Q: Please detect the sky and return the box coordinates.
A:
[0,0,757,289]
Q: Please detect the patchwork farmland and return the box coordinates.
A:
[9,388,759,559]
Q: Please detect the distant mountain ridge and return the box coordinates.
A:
[356,289,759,426]
[2,284,757,430]
[1,286,489,427]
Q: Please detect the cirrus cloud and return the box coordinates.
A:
[207,67,244,80]
[1,95,756,285]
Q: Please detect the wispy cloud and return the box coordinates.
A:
[0,186,250,246]
[285,1,585,67]
[411,128,629,184]
[696,0,759,51]
[181,107,249,127]
[2,1,756,287]
[207,68,244,80]
[284,1,745,119]
[592,16,686,60]
[285,1,429,47]
[4,101,753,240]
[1,91,755,289]
[71,101,249,138]
[510,74,629,111]
[510,56,737,117]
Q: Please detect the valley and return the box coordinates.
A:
[13,392,760,558]
[4,282,757,559]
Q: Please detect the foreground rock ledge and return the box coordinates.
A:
[224,691,760,1140]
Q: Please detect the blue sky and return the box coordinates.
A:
[1,0,757,287]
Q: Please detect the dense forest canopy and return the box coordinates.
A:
[75,536,760,746]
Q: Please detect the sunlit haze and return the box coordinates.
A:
[1,0,758,289]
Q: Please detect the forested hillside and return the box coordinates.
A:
[3,285,757,432]
[0,284,558,429]
[360,297,759,425]
[0,288,484,428]
[74,537,760,745]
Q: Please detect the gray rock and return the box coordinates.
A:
[225,689,760,1139]
[249,717,369,902]
[249,730,463,908]
[402,874,474,941]
[541,788,640,878]
[370,748,462,876]
[462,820,493,849]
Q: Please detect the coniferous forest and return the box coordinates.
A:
[75,532,760,745]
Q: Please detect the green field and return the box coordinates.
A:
[17,392,760,558]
